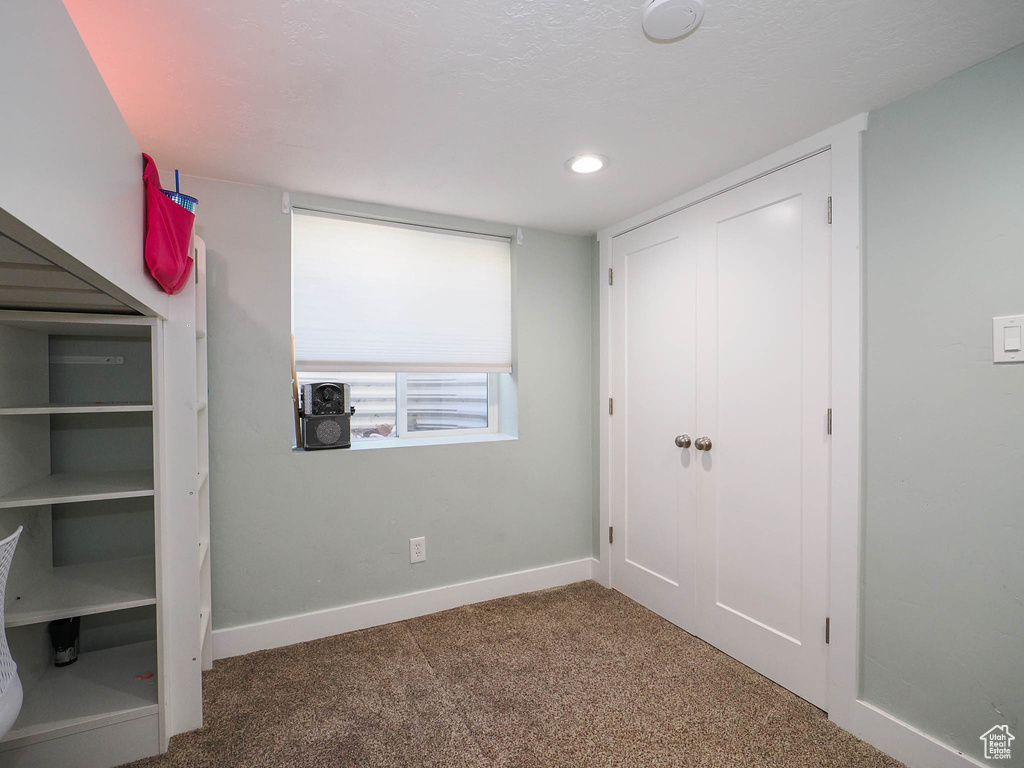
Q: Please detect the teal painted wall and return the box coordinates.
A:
[862,44,1024,762]
[185,176,596,630]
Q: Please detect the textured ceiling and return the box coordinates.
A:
[64,0,1024,234]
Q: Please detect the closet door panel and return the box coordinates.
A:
[694,150,832,709]
[609,210,699,629]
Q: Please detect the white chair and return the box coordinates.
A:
[0,526,23,739]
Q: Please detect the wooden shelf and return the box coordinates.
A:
[0,641,158,751]
[0,470,154,509]
[0,402,152,415]
[6,556,156,628]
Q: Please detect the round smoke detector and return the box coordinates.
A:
[642,0,706,42]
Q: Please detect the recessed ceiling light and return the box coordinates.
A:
[642,0,705,43]
[566,154,608,174]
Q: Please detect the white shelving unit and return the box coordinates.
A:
[0,312,159,765]
[0,304,204,767]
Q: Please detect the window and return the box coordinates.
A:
[292,209,514,445]
[297,372,495,441]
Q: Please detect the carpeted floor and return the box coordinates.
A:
[123,581,905,768]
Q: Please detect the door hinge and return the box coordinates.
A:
[608,398,614,416]
[827,408,832,435]
[827,196,832,224]
[608,267,614,286]
[825,617,831,644]
[609,526,614,545]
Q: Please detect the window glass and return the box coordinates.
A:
[405,374,488,433]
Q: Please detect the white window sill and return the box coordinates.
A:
[293,432,517,453]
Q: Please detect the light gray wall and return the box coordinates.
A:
[862,43,1024,762]
[182,176,595,629]
[0,2,166,317]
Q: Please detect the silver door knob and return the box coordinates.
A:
[695,436,713,451]
[674,434,692,448]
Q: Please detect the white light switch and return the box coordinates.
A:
[993,315,1024,362]
[1004,326,1022,353]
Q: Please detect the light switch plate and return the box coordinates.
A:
[993,315,1024,362]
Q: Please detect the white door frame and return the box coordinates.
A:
[596,114,981,768]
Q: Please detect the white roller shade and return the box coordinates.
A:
[292,210,512,373]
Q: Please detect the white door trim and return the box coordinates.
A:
[598,114,881,752]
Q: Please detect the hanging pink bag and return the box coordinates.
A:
[142,153,195,294]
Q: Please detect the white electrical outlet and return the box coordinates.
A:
[410,536,426,563]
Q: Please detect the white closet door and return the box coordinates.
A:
[609,210,699,629]
[609,151,832,710]
[694,151,832,709]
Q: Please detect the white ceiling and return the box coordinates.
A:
[64,0,1024,235]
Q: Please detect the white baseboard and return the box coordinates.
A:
[213,557,598,660]
[838,700,987,768]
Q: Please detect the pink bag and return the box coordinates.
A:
[142,153,195,294]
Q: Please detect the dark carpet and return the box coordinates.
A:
[123,581,905,768]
